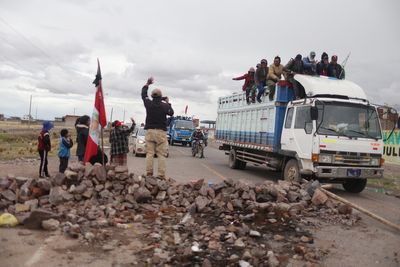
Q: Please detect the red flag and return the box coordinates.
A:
[184,105,188,115]
[84,59,107,163]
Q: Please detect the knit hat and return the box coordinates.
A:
[42,121,54,132]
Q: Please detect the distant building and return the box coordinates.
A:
[63,115,81,127]
[62,115,81,126]
[0,114,4,121]
[8,116,21,121]
[54,117,63,122]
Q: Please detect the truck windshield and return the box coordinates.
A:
[175,120,194,130]
[316,102,381,139]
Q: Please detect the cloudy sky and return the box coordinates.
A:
[0,0,399,123]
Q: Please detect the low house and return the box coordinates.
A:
[63,115,81,127]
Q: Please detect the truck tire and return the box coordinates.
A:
[283,159,301,182]
[342,179,367,193]
[229,149,246,169]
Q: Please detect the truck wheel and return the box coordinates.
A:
[342,179,367,193]
[229,149,245,169]
[283,159,301,182]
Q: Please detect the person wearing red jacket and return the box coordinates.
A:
[233,67,256,104]
[38,121,53,177]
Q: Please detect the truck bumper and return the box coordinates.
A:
[315,166,383,179]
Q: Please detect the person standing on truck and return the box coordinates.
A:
[267,56,284,101]
[75,115,90,162]
[255,59,269,103]
[141,77,174,179]
[316,52,329,76]
[328,55,345,79]
[38,121,53,177]
[303,51,317,75]
[283,54,305,99]
[109,119,136,166]
[232,67,256,104]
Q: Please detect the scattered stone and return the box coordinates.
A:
[338,203,352,215]
[249,230,261,237]
[15,203,30,213]
[23,209,59,229]
[42,219,60,231]
[134,187,152,203]
[1,190,16,201]
[234,238,245,248]
[267,251,280,267]
[64,170,78,180]
[311,188,328,206]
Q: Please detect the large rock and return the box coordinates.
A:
[92,165,107,182]
[42,219,60,231]
[23,209,59,229]
[115,166,128,173]
[49,186,69,205]
[311,188,328,206]
[195,196,209,212]
[69,163,85,172]
[1,189,16,201]
[53,173,66,186]
[0,177,11,189]
[134,187,152,203]
[37,178,52,191]
[64,170,78,180]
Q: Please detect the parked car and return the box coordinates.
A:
[131,127,169,157]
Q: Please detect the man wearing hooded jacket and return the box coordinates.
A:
[141,77,174,179]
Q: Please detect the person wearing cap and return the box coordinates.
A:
[141,77,174,179]
[255,59,269,103]
[109,118,136,166]
[38,121,54,177]
[283,54,305,99]
[303,51,317,75]
[328,55,345,79]
[316,52,329,76]
[267,56,284,101]
[232,67,256,104]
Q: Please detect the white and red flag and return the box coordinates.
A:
[84,59,107,163]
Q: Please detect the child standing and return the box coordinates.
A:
[38,121,54,177]
[58,129,73,173]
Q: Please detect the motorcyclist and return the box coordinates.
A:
[191,127,205,157]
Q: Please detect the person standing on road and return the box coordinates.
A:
[109,119,136,166]
[141,77,174,178]
[38,121,53,177]
[58,129,73,173]
[75,115,90,162]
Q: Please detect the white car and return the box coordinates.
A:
[131,127,169,157]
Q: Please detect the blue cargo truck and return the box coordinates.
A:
[167,116,195,146]
[216,75,387,193]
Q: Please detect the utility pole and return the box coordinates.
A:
[35,106,38,120]
[28,95,32,128]
[109,107,114,123]
[73,107,76,115]
[123,109,126,123]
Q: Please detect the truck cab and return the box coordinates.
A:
[280,75,384,192]
[167,116,195,146]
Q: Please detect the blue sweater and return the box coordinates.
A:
[58,137,73,158]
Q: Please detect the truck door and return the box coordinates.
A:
[292,106,313,159]
[281,107,295,150]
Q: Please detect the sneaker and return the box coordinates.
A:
[45,173,50,178]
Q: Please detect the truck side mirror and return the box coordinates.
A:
[310,107,318,120]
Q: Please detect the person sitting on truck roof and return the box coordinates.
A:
[141,77,174,179]
[327,55,345,79]
[267,56,284,101]
[255,59,269,103]
[303,51,317,75]
[316,52,329,76]
[283,54,305,99]
[232,67,256,104]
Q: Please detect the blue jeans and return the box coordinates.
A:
[256,81,267,101]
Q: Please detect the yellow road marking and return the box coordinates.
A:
[201,163,226,181]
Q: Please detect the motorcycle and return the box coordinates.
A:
[192,139,205,158]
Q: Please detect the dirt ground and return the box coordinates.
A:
[0,152,400,266]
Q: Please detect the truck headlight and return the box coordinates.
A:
[319,154,333,163]
[370,158,380,166]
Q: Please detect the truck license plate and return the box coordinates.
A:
[347,169,361,177]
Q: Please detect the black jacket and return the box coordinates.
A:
[327,63,345,79]
[75,124,89,157]
[142,85,174,131]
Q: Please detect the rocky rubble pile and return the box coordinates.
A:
[0,163,357,266]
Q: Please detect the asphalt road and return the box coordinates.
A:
[128,143,400,226]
